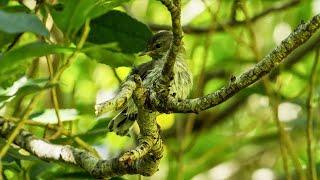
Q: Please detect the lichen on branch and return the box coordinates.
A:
[159,0,183,92]
[1,0,320,179]
[153,13,320,113]
[95,76,137,116]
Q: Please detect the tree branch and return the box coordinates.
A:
[95,76,137,116]
[0,101,163,178]
[149,0,300,34]
[158,0,183,91]
[152,13,320,113]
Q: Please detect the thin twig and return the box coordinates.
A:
[0,17,91,163]
[149,0,300,34]
[181,0,220,160]
[53,19,91,82]
[46,55,63,127]
[239,2,292,178]
[112,68,122,83]
[156,13,320,113]
[306,48,319,180]
[240,2,304,179]
[0,95,39,158]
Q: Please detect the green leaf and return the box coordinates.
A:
[88,10,152,54]
[83,44,134,67]
[14,78,56,96]
[0,31,15,49]
[0,78,55,107]
[0,42,74,71]
[0,42,73,88]
[54,117,111,144]
[0,6,28,49]
[0,95,11,102]
[0,64,26,89]
[0,10,49,36]
[0,0,9,6]
[51,0,129,36]
[2,161,21,172]
[30,109,78,124]
[78,117,111,143]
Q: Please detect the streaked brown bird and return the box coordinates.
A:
[107,30,193,136]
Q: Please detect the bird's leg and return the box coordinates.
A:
[95,76,137,116]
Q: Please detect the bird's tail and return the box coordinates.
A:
[108,102,137,136]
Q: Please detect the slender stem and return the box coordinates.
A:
[239,1,304,179]
[176,116,184,180]
[0,95,39,158]
[112,68,122,83]
[306,48,319,180]
[53,19,90,82]
[0,161,3,180]
[271,100,292,180]
[46,56,63,127]
[182,0,220,153]
[149,0,300,34]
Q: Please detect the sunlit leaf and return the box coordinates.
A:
[0,78,55,106]
[77,117,111,143]
[0,42,74,69]
[30,109,78,124]
[14,78,55,96]
[0,95,11,102]
[0,65,26,89]
[0,42,73,88]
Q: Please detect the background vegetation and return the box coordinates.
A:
[0,0,320,179]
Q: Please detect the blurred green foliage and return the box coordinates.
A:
[0,0,320,179]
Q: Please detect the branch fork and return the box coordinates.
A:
[1,0,320,178]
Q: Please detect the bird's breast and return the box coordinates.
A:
[143,59,192,99]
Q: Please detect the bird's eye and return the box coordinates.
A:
[155,43,161,49]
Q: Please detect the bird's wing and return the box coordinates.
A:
[131,61,155,80]
[108,61,154,136]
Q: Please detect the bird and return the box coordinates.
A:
[107,30,193,136]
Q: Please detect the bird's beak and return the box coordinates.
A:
[139,50,153,56]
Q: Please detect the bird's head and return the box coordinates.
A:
[139,30,173,59]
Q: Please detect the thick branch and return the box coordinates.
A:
[149,0,300,34]
[154,13,320,113]
[0,117,162,178]
[0,74,165,178]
